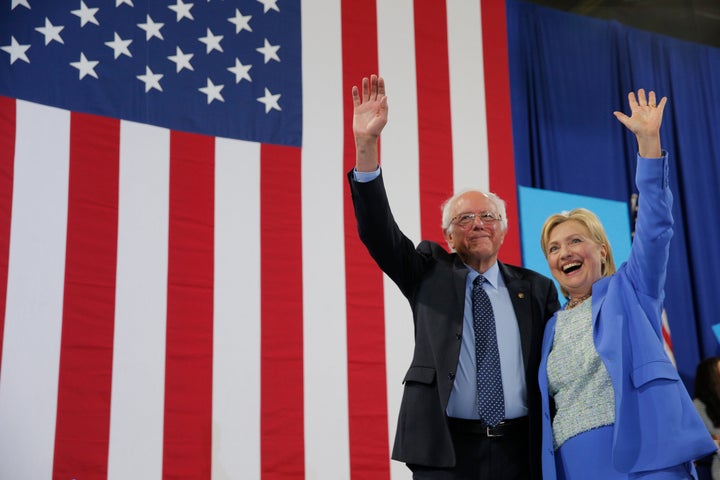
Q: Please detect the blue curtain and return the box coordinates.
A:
[507,0,720,389]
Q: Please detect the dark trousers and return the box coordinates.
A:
[408,417,530,480]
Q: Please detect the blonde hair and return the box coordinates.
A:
[540,208,616,298]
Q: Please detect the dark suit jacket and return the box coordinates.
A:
[348,170,560,476]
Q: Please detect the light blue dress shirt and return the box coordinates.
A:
[446,263,526,420]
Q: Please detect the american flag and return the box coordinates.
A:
[1,0,301,144]
[0,0,519,479]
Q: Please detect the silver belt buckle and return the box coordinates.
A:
[486,423,503,437]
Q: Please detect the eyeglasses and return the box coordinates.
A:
[451,211,502,228]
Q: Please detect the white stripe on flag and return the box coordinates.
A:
[301,0,352,478]
[447,0,490,193]
[213,138,261,479]
[0,101,69,479]
[108,121,170,479]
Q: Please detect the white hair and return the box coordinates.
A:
[440,189,508,234]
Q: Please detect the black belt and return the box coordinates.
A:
[447,416,528,438]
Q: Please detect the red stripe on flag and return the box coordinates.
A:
[414,0,454,245]
[163,131,215,478]
[259,144,304,480]
[53,113,119,479]
[341,1,391,479]
[481,0,521,264]
[662,323,674,352]
[0,97,14,376]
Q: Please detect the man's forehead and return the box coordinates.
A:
[454,192,495,210]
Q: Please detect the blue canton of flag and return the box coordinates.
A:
[0,0,302,146]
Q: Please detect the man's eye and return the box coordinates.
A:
[459,214,473,223]
[481,213,495,221]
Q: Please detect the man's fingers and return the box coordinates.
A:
[356,75,385,105]
[370,74,378,100]
[352,85,363,108]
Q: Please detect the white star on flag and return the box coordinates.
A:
[169,0,194,22]
[227,58,252,83]
[71,1,100,28]
[35,18,65,45]
[138,15,164,41]
[70,52,99,79]
[116,0,133,6]
[257,87,281,113]
[137,66,163,92]
[168,46,194,72]
[11,0,31,10]
[257,0,280,14]
[1,37,31,65]
[199,28,224,54]
[199,78,224,104]
[256,38,280,63]
[228,9,252,34]
[105,32,132,59]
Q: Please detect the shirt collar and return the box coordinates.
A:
[466,261,500,289]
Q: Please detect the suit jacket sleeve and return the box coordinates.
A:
[347,169,429,298]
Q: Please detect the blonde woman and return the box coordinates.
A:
[537,90,716,479]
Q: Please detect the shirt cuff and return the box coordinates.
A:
[353,167,381,183]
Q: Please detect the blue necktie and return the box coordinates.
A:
[472,275,505,426]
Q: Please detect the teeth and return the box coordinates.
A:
[562,262,581,273]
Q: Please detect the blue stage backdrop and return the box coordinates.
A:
[507,0,720,390]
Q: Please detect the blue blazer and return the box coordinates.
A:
[538,154,716,478]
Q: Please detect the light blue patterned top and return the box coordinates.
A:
[546,298,615,449]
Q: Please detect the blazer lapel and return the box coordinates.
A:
[451,255,469,337]
[500,262,533,369]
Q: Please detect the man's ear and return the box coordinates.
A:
[443,228,454,250]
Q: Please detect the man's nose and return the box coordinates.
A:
[471,215,489,227]
[470,217,485,229]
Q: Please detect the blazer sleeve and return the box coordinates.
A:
[624,152,673,303]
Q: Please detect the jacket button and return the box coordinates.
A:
[455,333,462,340]
[448,372,455,380]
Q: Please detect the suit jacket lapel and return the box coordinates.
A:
[500,262,533,370]
[451,255,469,338]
